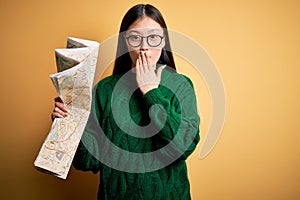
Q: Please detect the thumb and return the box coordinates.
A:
[156,64,166,78]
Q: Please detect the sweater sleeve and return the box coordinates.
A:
[143,75,200,160]
[72,85,103,174]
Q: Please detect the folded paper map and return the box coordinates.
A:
[34,37,100,179]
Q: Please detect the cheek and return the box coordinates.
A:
[128,50,139,65]
[150,49,162,63]
[150,40,164,63]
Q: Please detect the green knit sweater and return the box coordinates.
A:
[73,68,200,200]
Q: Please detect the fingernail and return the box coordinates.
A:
[64,113,68,117]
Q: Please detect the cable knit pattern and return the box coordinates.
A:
[73,68,200,200]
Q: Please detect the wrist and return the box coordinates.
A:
[140,85,158,95]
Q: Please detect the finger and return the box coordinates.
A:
[52,112,64,119]
[54,106,68,117]
[55,101,68,112]
[135,57,140,75]
[156,64,166,79]
[138,54,145,74]
[144,52,153,71]
[54,97,68,112]
[141,52,148,71]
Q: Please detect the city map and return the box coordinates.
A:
[34,37,100,179]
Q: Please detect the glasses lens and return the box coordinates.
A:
[126,34,163,47]
[147,35,162,47]
[128,35,142,47]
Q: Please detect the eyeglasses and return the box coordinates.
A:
[125,34,164,48]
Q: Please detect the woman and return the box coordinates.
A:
[53,4,200,200]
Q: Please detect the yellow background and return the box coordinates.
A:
[0,0,299,199]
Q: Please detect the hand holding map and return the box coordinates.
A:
[34,37,100,179]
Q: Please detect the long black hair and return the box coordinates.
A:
[113,4,176,75]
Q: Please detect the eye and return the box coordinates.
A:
[148,34,159,40]
[129,35,141,41]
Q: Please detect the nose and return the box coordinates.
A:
[140,37,149,51]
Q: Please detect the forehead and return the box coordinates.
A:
[127,16,163,34]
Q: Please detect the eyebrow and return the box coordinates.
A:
[127,30,141,34]
[127,29,163,34]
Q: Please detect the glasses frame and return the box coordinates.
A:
[125,34,165,48]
